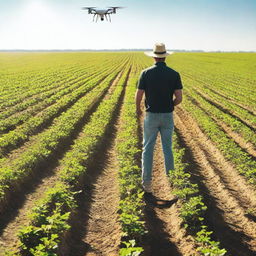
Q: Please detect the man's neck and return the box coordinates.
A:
[155,61,166,65]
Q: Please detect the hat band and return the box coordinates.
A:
[154,51,166,54]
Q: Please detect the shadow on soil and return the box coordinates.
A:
[144,193,179,209]
[175,127,256,256]
[142,196,182,256]
[137,116,181,256]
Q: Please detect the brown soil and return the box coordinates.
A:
[0,70,125,255]
[64,127,122,256]
[211,116,256,158]
[139,114,198,256]
[175,106,256,255]
[190,93,256,158]
[182,72,256,117]
[81,145,121,256]
[206,86,256,116]
[59,68,131,256]
[195,89,256,132]
[0,171,60,253]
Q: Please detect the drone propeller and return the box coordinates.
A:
[82,7,97,14]
[107,6,124,8]
[107,6,124,14]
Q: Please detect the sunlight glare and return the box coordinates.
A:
[15,0,65,49]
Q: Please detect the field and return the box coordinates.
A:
[0,52,255,256]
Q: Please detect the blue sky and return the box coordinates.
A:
[0,0,255,51]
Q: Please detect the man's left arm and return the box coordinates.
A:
[173,73,183,106]
[173,89,182,106]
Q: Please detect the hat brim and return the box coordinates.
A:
[144,51,173,58]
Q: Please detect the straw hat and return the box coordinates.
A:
[144,43,173,58]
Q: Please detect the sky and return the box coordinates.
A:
[0,0,255,51]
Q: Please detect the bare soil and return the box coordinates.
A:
[190,93,256,158]
[174,106,256,255]
[195,89,256,131]
[64,127,122,256]
[61,68,131,256]
[140,113,198,256]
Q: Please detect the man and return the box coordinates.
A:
[135,43,183,194]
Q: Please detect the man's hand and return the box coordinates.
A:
[135,89,144,116]
[136,107,142,116]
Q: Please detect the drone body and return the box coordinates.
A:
[82,7,123,22]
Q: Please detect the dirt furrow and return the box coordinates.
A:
[1,71,121,166]
[211,115,256,158]
[189,94,256,158]
[1,73,111,159]
[176,106,256,210]
[140,115,198,256]
[182,73,256,116]
[196,90,256,132]
[66,128,122,256]
[60,68,131,256]
[0,169,60,253]
[175,107,256,255]
[0,71,124,254]
[206,87,256,116]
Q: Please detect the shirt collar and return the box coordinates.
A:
[155,62,166,66]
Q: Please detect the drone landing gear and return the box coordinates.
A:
[93,13,97,22]
[92,14,102,22]
[104,14,111,22]
[92,13,112,22]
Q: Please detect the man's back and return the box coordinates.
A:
[138,62,182,113]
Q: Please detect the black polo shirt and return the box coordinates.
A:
[137,62,183,113]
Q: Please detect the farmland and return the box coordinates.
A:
[0,52,255,256]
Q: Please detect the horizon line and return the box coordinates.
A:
[0,48,255,53]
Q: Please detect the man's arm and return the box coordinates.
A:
[173,89,182,106]
[135,89,144,115]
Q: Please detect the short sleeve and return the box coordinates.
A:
[175,73,183,90]
[137,71,146,90]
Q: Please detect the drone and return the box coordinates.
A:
[82,7,123,22]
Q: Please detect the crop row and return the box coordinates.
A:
[0,53,126,110]
[181,92,256,185]
[0,65,82,109]
[195,87,255,129]
[167,53,256,110]
[0,65,94,121]
[8,65,131,255]
[0,60,128,157]
[182,74,256,128]
[0,56,126,117]
[116,65,147,256]
[0,67,106,133]
[183,79,256,146]
[0,52,98,99]
[169,134,227,255]
[0,64,125,215]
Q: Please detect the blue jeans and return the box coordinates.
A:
[142,112,174,186]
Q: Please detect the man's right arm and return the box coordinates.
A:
[135,89,144,115]
[135,71,146,115]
